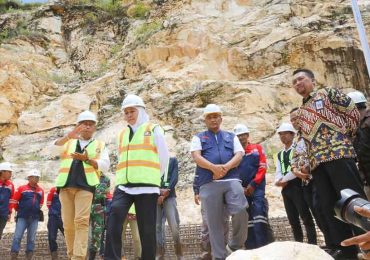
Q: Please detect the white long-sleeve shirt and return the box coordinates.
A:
[274,145,296,185]
[118,125,169,195]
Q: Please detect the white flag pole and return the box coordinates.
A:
[351,0,370,76]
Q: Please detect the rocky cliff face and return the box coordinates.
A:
[0,0,369,221]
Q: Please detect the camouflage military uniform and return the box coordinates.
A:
[89,174,110,259]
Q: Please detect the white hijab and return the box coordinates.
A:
[128,106,149,132]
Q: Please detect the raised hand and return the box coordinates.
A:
[68,124,86,139]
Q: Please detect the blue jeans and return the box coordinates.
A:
[11,217,39,253]
[156,197,181,247]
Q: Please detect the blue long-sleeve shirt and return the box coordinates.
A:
[161,157,178,198]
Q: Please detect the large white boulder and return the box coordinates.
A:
[226,241,333,260]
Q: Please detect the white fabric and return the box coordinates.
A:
[274,145,296,185]
[190,135,244,154]
[118,106,169,195]
[130,107,149,131]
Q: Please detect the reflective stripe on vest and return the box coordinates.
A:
[56,139,104,187]
[116,123,161,186]
[278,149,293,176]
[162,158,170,188]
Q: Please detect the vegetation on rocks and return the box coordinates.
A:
[134,20,161,42]
[0,0,43,14]
[0,19,43,43]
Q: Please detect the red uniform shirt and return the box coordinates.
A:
[245,143,267,188]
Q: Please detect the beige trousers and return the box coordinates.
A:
[59,188,93,260]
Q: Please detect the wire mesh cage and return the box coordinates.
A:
[0,217,325,259]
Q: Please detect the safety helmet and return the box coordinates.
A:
[77,111,97,123]
[347,91,367,104]
[233,124,250,135]
[121,94,146,110]
[277,123,297,133]
[203,104,222,118]
[0,162,12,172]
[27,169,41,178]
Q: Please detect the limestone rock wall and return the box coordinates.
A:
[0,0,369,219]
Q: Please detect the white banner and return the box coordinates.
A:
[351,0,370,77]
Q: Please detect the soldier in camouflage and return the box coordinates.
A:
[88,173,110,260]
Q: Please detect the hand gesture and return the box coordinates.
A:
[212,165,228,180]
[293,168,310,181]
[68,124,85,139]
[70,150,88,161]
[341,206,370,259]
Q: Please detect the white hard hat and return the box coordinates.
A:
[27,169,41,178]
[0,162,12,172]
[121,94,146,110]
[347,91,367,104]
[77,111,97,123]
[277,123,297,133]
[203,104,222,118]
[233,124,250,135]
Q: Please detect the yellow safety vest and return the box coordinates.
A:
[116,122,161,187]
[277,149,294,176]
[56,139,104,187]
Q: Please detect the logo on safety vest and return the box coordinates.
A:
[144,131,152,136]
[96,148,101,154]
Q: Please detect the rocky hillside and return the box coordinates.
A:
[0,0,369,222]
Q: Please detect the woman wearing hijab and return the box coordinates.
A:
[105,94,169,260]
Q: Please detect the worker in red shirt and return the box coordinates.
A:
[47,187,64,260]
[233,124,274,249]
[10,170,44,260]
[0,162,15,240]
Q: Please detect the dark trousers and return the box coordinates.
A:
[47,214,64,252]
[245,188,274,249]
[302,181,332,248]
[104,188,158,260]
[282,180,317,244]
[0,216,7,240]
[312,158,365,256]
